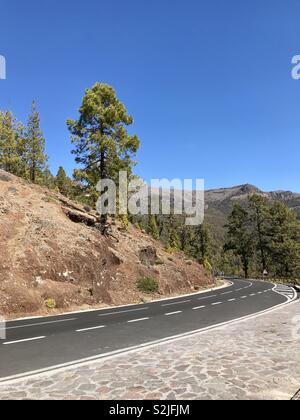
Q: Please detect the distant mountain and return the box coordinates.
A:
[206,183,300,215]
[145,183,300,233]
[205,184,300,243]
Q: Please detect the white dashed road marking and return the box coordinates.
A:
[76,326,106,333]
[198,295,217,300]
[5,318,77,331]
[162,300,191,307]
[3,337,46,345]
[165,311,183,316]
[98,308,149,317]
[193,306,206,310]
[127,318,150,324]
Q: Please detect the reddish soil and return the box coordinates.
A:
[0,170,213,319]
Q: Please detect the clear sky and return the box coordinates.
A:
[0,0,299,191]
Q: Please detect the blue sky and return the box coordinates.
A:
[0,0,299,191]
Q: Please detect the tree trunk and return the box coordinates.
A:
[99,151,108,235]
[255,208,267,272]
[31,162,36,183]
[242,255,249,279]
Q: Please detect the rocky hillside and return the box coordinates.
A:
[0,170,213,319]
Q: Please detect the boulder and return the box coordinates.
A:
[139,246,159,266]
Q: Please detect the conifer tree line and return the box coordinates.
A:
[0,102,47,183]
[132,195,300,281]
[0,103,85,202]
[0,84,140,217]
[131,212,213,272]
[1,83,300,280]
[224,195,300,279]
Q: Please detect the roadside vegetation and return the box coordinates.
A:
[224,195,300,281]
[137,277,159,294]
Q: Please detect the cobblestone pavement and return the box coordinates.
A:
[0,301,299,400]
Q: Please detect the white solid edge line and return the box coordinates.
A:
[127,318,150,324]
[0,287,296,384]
[76,326,106,333]
[3,336,46,345]
[7,281,234,323]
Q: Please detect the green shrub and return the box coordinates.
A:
[165,246,177,254]
[203,257,212,273]
[45,298,56,309]
[137,277,159,294]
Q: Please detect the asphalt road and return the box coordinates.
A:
[0,279,295,380]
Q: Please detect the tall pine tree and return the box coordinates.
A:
[0,111,24,175]
[248,194,270,273]
[267,202,300,277]
[224,204,254,278]
[26,101,47,183]
[148,215,160,240]
[55,166,73,197]
[67,83,140,234]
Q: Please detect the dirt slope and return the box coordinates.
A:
[0,170,213,319]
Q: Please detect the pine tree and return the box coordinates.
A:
[267,202,300,277]
[224,204,254,278]
[248,194,270,273]
[0,111,22,174]
[194,224,211,265]
[43,168,56,190]
[148,215,160,240]
[15,120,28,178]
[26,101,47,183]
[55,166,72,196]
[165,228,180,252]
[67,83,140,234]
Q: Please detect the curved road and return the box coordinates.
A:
[0,279,296,381]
